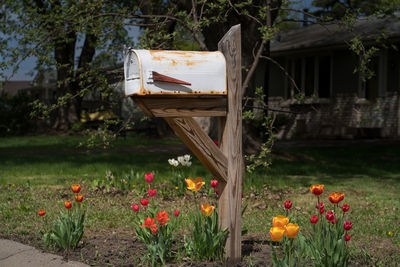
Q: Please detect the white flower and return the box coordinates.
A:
[177,156,185,165]
[185,161,192,167]
[183,154,191,161]
[168,159,179,167]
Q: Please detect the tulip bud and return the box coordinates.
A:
[38,210,46,217]
[174,210,180,217]
[326,210,334,221]
[64,201,72,210]
[345,234,351,242]
[75,194,84,202]
[343,221,353,231]
[284,200,293,209]
[210,180,218,188]
[145,172,154,184]
[131,204,139,212]
[148,189,156,197]
[71,184,81,194]
[342,203,350,213]
[141,199,149,206]
[310,215,318,224]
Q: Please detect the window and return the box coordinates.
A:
[318,56,331,98]
[305,57,315,96]
[284,55,332,99]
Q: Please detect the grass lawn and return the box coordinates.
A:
[0,134,399,266]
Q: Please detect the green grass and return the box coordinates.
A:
[0,135,399,265]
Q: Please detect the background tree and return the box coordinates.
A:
[0,0,136,130]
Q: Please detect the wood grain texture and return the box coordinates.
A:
[164,117,228,183]
[217,24,243,262]
[134,96,227,117]
[132,98,154,117]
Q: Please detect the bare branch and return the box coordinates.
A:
[260,55,300,94]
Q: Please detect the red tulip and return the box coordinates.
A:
[329,192,345,204]
[331,217,338,224]
[284,200,292,209]
[214,140,219,146]
[71,184,81,194]
[343,221,353,231]
[38,210,46,217]
[320,206,325,214]
[210,180,218,188]
[310,184,324,196]
[145,172,154,184]
[64,201,72,210]
[131,204,140,212]
[345,234,351,242]
[326,210,334,221]
[310,215,318,224]
[141,199,149,206]
[75,195,84,202]
[342,203,350,213]
[215,188,219,195]
[148,189,156,197]
[174,209,180,217]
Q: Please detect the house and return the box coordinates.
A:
[1,81,32,97]
[264,16,400,139]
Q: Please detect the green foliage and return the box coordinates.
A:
[184,210,228,261]
[271,235,309,266]
[300,211,351,266]
[42,209,85,250]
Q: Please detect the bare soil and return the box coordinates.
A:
[1,232,272,266]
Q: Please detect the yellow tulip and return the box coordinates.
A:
[285,223,300,238]
[200,203,215,216]
[185,177,205,192]
[270,227,285,241]
[273,215,289,228]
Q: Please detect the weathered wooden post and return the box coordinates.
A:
[123,24,242,262]
[217,24,243,262]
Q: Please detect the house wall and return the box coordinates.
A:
[269,92,400,139]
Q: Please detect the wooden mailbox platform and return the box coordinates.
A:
[130,25,243,262]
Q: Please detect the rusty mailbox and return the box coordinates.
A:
[124,49,227,96]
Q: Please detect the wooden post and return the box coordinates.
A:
[218,24,243,262]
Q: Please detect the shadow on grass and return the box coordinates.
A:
[248,143,400,188]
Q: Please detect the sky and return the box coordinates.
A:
[1,0,314,81]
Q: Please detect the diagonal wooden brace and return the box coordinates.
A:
[164,117,228,183]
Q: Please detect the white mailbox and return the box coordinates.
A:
[124,49,227,96]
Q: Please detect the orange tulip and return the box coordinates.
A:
[285,223,300,238]
[200,203,215,216]
[310,184,324,196]
[156,211,170,226]
[273,215,289,228]
[64,201,72,209]
[75,195,84,202]
[71,184,81,194]
[141,217,156,228]
[329,192,345,204]
[270,227,285,241]
[38,210,46,216]
[185,177,205,192]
